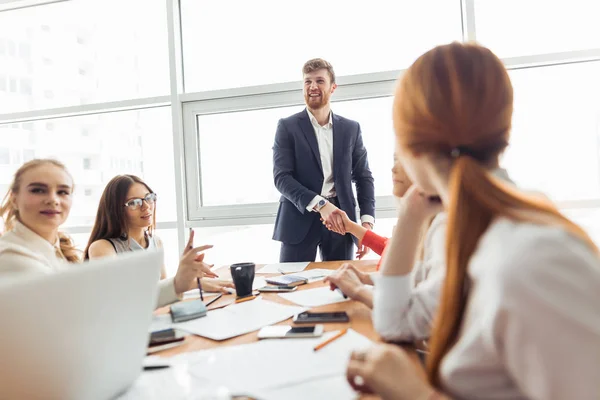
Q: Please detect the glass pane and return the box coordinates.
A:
[191,224,289,266]
[563,208,600,246]
[0,0,169,113]
[198,97,395,207]
[475,0,600,58]
[501,61,600,202]
[182,0,461,91]
[0,107,177,226]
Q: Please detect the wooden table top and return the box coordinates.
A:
[154,259,425,399]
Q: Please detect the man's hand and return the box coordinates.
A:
[319,202,345,234]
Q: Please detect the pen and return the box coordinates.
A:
[197,277,204,301]
[277,268,286,275]
[204,293,222,307]
[313,328,348,352]
[336,288,348,299]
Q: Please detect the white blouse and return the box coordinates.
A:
[372,212,447,341]
[379,217,600,399]
[0,222,180,308]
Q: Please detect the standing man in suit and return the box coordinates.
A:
[272,58,375,262]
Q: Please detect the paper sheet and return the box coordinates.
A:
[117,363,233,400]
[287,268,333,281]
[257,262,310,274]
[173,299,305,341]
[182,290,220,300]
[185,329,372,393]
[249,375,359,400]
[149,314,173,333]
[278,286,350,307]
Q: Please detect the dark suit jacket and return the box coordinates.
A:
[272,109,375,245]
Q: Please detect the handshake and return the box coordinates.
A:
[316,201,373,259]
[318,202,351,235]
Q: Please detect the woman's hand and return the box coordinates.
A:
[324,263,365,299]
[347,344,438,400]
[173,231,219,294]
[398,185,444,225]
[201,278,235,293]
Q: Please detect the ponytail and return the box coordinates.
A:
[426,156,597,387]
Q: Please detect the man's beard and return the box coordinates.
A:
[305,92,329,110]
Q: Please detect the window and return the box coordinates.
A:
[181,0,462,92]
[474,0,600,58]
[18,42,30,59]
[0,107,176,227]
[189,96,395,211]
[19,78,32,95]
[7,40,15,57]
[23,149,35,162]
[82,158,91,170]
[501,61,600,202]
[0,148,10,165]
[0,0,169,113]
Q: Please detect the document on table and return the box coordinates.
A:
[186,329,372,393]
[182,290,221,300]
[173,299,305,341]
[249,375,358,400]
[257,262,310,274]
[287,268,333,281]
[278,286,349,307]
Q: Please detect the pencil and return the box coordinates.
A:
[313,328,348,352]
[235,294,257,304]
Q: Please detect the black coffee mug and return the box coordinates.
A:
[230,262,255,298]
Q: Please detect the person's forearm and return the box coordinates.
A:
[347,220,368,241]
[354,286,373,308]
[380,211,427,276]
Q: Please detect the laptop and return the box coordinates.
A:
[0,249,164,400]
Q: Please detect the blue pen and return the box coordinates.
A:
[197,277,204,301]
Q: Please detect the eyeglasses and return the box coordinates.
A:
[124,193,157,210]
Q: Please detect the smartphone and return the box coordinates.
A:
[257,324,324,339]
[293,311,349,323]
[258,285,298,293]
[149,328,185,347]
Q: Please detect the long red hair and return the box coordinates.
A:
[392,42,597,388]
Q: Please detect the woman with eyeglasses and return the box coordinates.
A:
[0,161,221,309]
[85,175,233,294]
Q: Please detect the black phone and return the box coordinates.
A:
[149,328,185,347]
[293,311,349,323]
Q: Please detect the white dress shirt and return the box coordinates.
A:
[376,217,600,399]
[0,221,180,308]
[372,212,447,341]
[305,109,374,225]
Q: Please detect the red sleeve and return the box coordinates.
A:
[361,230,388,256]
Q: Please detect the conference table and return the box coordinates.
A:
[154,259,425,399]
